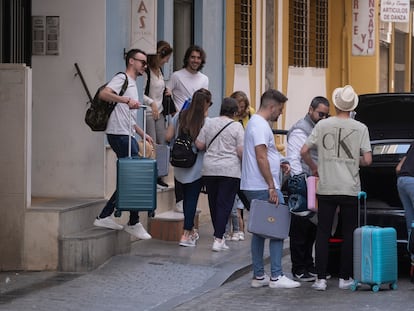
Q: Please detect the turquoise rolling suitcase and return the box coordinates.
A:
[352,192,398,291]
[115,106,157,217]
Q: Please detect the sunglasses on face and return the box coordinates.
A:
[316,111,329,118]
[133,57,147,66]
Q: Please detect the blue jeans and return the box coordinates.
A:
[243,189,285,279]
[397,176,414,259]
[99,134,140,225]
[182,178,203,231]
[225,199,240,234]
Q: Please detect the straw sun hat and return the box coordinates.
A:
[332,85,359,112]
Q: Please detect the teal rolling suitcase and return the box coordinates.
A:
[115,106,157,217]
[352,192,398,291]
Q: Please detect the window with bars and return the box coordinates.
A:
[1,0,32,66]
[235,0,252,65]
[289,0,328,68]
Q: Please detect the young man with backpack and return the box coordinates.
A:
[93,49,154,240]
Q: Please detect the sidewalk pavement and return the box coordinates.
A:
[0,219,290,311]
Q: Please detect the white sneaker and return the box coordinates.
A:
[251,274,270,288]
[212,238,229,252]
[231,232,240,241]
[174,200,183,213]
[269,275,301,288]
[223,233,232,241]
[312,279,327,291]
[238,232,245,241]
[93,217,123,230]
[125,223,152,240]
[339,278,354,289]
[190,229,199,241]
[179,235,196,247]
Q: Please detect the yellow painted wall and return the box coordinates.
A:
[224,0,258,108]
[347,0,380,94]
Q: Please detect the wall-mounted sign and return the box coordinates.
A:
[46,16,60,55]
[130,0,157,54]
[380,0,409,23]
[32,16,46,55]
[32,16,60,55]
[352,0,376,56]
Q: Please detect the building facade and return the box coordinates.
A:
[0,0,413,270]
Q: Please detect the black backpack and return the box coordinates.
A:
[170,131,197,168]
[85,72,128,131]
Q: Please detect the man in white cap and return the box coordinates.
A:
[300,85,372,291]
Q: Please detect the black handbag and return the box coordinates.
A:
[162,91,177,116]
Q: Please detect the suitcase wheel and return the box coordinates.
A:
[148,210,155,218]
[389,282,397,290]
[371,284,380,292]
[114,210,122,218]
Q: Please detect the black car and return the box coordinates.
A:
[354,93,414,256]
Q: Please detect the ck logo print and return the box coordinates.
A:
[322,128,357,159]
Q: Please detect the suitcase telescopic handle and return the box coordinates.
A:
[358,191,367,227]
[128,105,148,158]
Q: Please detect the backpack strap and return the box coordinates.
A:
[144,67,151,96]
[114,72,129,96]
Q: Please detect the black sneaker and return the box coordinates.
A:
[293,271,316,282]
[157,178,168,188]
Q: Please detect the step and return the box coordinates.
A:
[59,227,130,272]
[148,210,200,242]
[24,198,125,271]
[29,197,107,235]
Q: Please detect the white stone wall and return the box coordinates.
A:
[31,0,107,198]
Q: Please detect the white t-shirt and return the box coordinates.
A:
[105,73,138,135]
[197,117,244,178]
[241,114,282,190]
[287,129,308,175]
[305,116,372,196]
[143,69,165,113]
[167,68,209,111]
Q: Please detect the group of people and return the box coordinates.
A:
[88,40,396,290]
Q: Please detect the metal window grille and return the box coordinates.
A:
[1,0,32,66]
[235,0,252,65]
[289,0,327,68]
[289,0,309,67]
[313,0,328,68]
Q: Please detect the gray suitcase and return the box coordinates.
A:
[155,144,170,177]
[247,199,291,239]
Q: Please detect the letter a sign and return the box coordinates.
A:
[130,0,157,54]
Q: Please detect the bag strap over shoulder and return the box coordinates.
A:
[207,121,234,149]
[144,67,150,96]
[116,72,129,96]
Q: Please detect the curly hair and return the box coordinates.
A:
[182,45,206,71]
